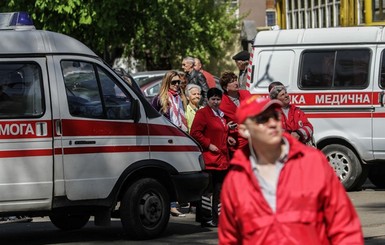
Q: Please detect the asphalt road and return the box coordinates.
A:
[0,182,385,245]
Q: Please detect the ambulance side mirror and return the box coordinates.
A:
[131,99,141,123]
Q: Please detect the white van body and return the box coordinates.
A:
[247,26,385,191]
[0,13,208,239]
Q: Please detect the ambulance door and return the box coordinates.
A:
[0,58,53,211]
[373,48,385,159]
[53,57,149,201]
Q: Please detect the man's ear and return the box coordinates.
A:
[238,124,250,139]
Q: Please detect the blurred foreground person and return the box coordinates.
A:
[218,96,363,244]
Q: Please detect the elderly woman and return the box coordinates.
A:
[190,87,235,227]
[185,83,202,132]
[269,81,314,145]
[219,71,251,158]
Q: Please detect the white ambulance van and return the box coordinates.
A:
[247,26,385,191]
[0,12,208,239]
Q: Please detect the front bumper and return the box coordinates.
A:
[171,172,209,203]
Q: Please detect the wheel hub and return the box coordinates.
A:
[327,151,349,181]
[140,193,162,225]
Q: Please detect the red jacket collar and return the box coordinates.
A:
[230,132,305,174]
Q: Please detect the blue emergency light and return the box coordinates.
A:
[0,11,35,30]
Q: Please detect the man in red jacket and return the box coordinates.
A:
[218,96,363,244]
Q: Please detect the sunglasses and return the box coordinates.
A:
[249,110,280,124]
[171,80,181,85]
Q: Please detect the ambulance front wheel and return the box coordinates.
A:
[120,178,170,239]
[322,144,362,191]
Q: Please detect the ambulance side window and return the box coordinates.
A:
[300,49,370,90]
[61,61,133,120]
[300,52,334,89]
[97,67,133,119]
[380,51,385,88]
[0,63,44,118]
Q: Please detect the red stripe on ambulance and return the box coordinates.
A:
[63,145,199,155]
[61,119,186,137]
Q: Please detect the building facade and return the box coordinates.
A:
[276,0,385,29]
[237,0,278,50]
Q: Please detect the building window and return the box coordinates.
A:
[286,0,340,29]
[266,10,276,26]
[373,0,385,21]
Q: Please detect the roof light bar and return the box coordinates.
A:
[0,12,35,30]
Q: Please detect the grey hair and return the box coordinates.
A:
[185,83,201,97]
[183,56,195,66]
[269,85,286,99]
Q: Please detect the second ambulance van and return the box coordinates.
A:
[0,12,208,239]
[247,26,385,191]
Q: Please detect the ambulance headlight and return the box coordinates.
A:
[199,154,206,170]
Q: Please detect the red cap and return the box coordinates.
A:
[236,95,283,123]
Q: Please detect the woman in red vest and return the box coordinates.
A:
[219,71,251,158]
[190,87,235,227]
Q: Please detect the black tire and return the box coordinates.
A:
[368,164,385,188]
[350,164,369,191]
[49,213,90,231]
[120,178,170,240]
[322,144,362,191]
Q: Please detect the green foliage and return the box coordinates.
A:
[0,0,239,70]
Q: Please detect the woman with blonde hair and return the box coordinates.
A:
[151,70,188,133]
[151,70,188,217]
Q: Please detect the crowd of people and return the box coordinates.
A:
[148,51,364,243]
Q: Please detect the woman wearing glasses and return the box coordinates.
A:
[151,70,188,133]
[151,70,188,217]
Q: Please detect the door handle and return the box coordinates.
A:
[74,140,96,145]
[35,122,48,136]
[55,120,62,136]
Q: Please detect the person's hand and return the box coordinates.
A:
[291,131,300,140]
[227,136,236,146]
[209,144,219,152]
